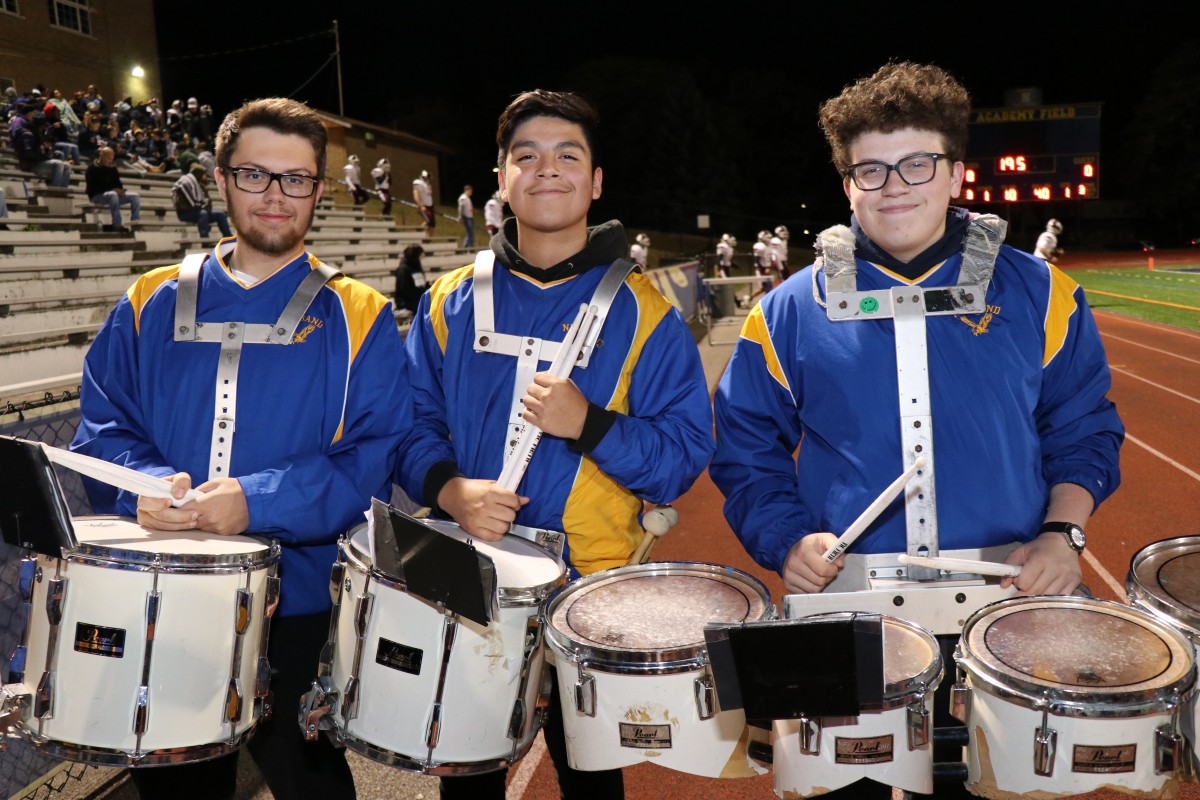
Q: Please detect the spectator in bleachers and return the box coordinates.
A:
[183,97,202,140]
[129,127,166,172]
[145,97,163,129]
[9,103,72,188]
[166,99,184,139]
[195,137,216,177]
[47,89,82,134]
[76,116,105,162]
[394,242,425,314]
[69,89,87,120]
[172,162,232,239]
[42,101,83,164]
[196,103,216,143]
[81,84,106,116]
[114,95,134,130]
[86,146,142,232]
[175,134,197,174]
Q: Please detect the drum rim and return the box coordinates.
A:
[544,561,771,671]
[798,612,944,707]
[956,595,1196,717]
[340,528,567,606]
[1127,536,1200,637]
[66,516,280,572]
[336,719,540,775]
[24,724,256,766]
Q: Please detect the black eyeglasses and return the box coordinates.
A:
[226,167,319,198]
[843,153,948,191]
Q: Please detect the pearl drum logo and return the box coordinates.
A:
[834,734,894,764]
[74,622,126,658]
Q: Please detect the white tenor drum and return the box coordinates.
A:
[5,516,279,765]
[544,561,770,778]
[954,596,1195,800]
[772,614,943,797]
[317,521,565,774]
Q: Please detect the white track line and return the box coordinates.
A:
[1126,432,1200,484]
[1084,550,1126,602]
[1095,310,1200,341]
[1110,367,1200,406]
[1102,332,1200,366]
[507,731,546,799]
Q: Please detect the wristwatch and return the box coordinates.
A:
[1039,521,1086,553]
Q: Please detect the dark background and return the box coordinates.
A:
[151,3,1200,251]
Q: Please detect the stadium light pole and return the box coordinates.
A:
[333,19,345,117]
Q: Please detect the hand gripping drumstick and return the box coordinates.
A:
[821,456,928,563]
[629,505,679,565]
[37,441,203,507]
[898,553,1022,578]
[497,304,597,492]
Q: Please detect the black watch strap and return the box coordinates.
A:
[1039,521,1086,552]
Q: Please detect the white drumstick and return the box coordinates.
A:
[40,442,202,507]
[497,304,597,492]
[898,553,1021,578]
[822,456,927,563]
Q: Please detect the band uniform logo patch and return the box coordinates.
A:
[292,315,324,344]
[959,303,1000,336]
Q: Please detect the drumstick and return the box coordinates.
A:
[39,442,203,507]
[822,456,927,563]
[497,304,597,492]
[629,505,679,565]
[898,553,1022,578]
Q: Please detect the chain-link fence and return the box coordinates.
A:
[1,401,110,800]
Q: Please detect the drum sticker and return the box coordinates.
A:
[74,622,126,658]
[619,723,673,750]
[1072,744,1136,773]
[375,638,423,675]
[834,735,894,764]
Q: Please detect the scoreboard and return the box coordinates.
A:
[961,103,1101,203]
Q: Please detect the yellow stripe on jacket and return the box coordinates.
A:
[1044,265,1080,368]
[740,304,792,396]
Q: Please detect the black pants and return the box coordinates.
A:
[439,667,624,800]
[129,613,355,800]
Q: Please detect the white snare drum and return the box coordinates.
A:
[544,561,770,778]
[1128,536,1200,778]
[315,521,565,774]
[5,516,279,765]
[954,596,1195,800]
[772,614,942,797]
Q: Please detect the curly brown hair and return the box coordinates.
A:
[215,97,327,179]
[818,62,971,174]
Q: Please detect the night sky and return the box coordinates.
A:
[151,3,1198,245]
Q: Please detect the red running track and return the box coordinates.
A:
[506,256,1200,800]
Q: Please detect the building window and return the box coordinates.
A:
[47,0,91,35]
[1,0,19,14]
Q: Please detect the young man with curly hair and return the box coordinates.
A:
[710,62,1124,798]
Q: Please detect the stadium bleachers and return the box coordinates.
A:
[0,151,469,406]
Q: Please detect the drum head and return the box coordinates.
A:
[805,613,941,700]
[547,562,769,668]
[348,520,564,594]
[71,516,273,568]
[1129,537,1200,634]
[961,597,1195,710]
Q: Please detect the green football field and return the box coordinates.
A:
[1066,257,1200,332]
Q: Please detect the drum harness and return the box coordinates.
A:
[174,251,302,737]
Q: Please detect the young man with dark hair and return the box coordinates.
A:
[72,96,411,800]
[710,62,1123,799]
[397,89,715,799]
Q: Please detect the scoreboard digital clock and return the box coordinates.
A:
[961,103,1101,203]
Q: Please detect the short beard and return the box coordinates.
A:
[226,192,316,256]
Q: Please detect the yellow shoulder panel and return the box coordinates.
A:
[127,264,181,335]
[1044,265,1080,367]
[740,305,791,394]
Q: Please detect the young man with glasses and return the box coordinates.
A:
[710,63,1123,798]
[71,97,412,800]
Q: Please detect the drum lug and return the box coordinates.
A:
[1033,706,1057,777]
[1155,723,1183,775]
[328,562,346,607]
[798,715,821,755]
[950,669,970,723]
[264,575,280,619]
[906,689,930,749]
[426,701,443,749]
[574,659,596,717]
[693,671,717,721]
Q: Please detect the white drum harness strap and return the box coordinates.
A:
[173,253,341,481]
[470,250,637,462]
[813,215,1007,579]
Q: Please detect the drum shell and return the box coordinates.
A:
[17,516,277,763]
[544,561,770,778]
[956,596,1195,799]
[772,615,943,797]
[329,523,565,773]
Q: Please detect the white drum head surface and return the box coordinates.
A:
[73,516,267,555]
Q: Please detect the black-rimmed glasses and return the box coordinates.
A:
[843,153,948,191]
[226,167,319,198]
